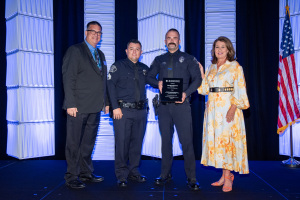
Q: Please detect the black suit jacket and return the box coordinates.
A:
[62,42,108,113]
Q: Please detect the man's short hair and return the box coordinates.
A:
[165,28,180,39]
[86,21,102,30]
[127,39,142,49]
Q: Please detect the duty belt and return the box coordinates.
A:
[209,87,233,92]
[118,99,148,110]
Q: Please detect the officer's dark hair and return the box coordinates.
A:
[127,39,142,49]
[165,28,180,40]
[86,21,102,31]
[211,36,236,64]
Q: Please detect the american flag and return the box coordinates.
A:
[277,6,300,134]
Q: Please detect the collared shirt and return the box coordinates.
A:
[84,39,97,60]
[107,58,149,110]
[147,49,202,97]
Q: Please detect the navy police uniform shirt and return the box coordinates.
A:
[107,58,149,110]
[146,49,202,97]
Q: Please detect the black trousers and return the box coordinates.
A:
[158,102,196,179]
[64,112,100,182]
[113,108,147,180]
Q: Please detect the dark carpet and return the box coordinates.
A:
[0,160,299,200]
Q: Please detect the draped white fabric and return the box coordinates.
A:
[84,0,116,160]
[5,0,53,20]
[279,123,300,157]
[84,0,115,69]
[6,52,54,87]
[5,0,54,159]
[138,15,185,52]
[204,0,236,69]
[6,16,53,54]
[92,115,115,160]
[279,0,300,157]
[7,88,54,122]
[138,0,185,158]
[7,122,55,159]
[137,0,184,19]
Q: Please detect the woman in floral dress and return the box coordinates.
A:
[198,36,250,192]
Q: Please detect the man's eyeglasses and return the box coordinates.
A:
[87,30,102,35]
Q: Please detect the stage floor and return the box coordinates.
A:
[0,160,299,200]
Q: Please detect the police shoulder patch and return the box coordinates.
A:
[109,65,117,73]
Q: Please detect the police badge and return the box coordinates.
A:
[143,69,147,76]
[179,56,185,63]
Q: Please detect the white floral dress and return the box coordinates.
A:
[198,60,250,174]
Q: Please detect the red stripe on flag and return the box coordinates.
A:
[278,68,282,88]
[279,95,287,125]
[278,115,283,128]
[290,54,300,117]
[280,62,294,121]
[283,56,300,118]
[291,54,300,97]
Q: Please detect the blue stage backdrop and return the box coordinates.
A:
[0,0,8,159]
[0,0,282,160]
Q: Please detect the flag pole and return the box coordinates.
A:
[282,124,300,167]
[281,0,300,168]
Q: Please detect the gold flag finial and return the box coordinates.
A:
[285,0,290,17]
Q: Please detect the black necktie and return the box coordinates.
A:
[94,49,102,71]
[168,54,174,78]
[134,63,140,102]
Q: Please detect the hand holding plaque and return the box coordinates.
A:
[160,78,183,102]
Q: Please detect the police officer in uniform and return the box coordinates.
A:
[107,39,149,187]
[147,29,201,190]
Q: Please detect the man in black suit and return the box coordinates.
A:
[62,21,109,189]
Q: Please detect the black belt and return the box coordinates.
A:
[209,87,233,92]
[118,99,148,110]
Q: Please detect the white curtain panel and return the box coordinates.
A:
[6,16,53,53]
[7,122,55,159]
[5,0,54,159]
[204,0,236,69]
[138,0,185,158]
[84,0,116,160]
[6,87,54,122]
[6,52,54,87]
[279,0,300,157]
[92,115,115,160]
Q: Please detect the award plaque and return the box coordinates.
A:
[161,78,183,102]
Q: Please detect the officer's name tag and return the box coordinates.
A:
[161,78,183,102]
